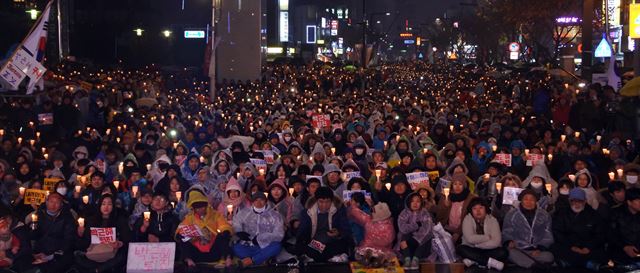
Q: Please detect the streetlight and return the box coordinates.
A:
[134,28,144,37]
[162,30,172,38]
[26,9,38,20]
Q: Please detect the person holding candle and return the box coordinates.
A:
[128,188,153,226]
[474,162,504,199]
[216,177,249,221]
[175,190,232,269]
[458,197,507,271]
[133,192,178,243]
[345,178,373,245]
[74,171,107,216]
[232,192,285,267]
[608,188,640,271]
[395,192,434,270]
[574,169,603,210]
[29,192,76,273]
[521,165,556,211]
[435,174,476,244]
[0,204,30,272]
[75,194,131,272]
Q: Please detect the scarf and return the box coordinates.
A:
[449,188,470,202]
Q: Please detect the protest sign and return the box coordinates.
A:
[405,172,429,190]
[502,187,524,205]
[526,154,545,166]
[259,150,275,165]
[43,178,62,192]
[90,227,117,244]
[494,153,512,167]
[312,114,331,128]
[341,171,361,182]
[126,242,175,273]
[24,189,47,205]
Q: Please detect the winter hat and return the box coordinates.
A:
[371,202,392,222]
[568,188,586,201]
[187,190,209,208]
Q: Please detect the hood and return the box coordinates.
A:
[225,177,242,194]
[446,157,469,177]
[73,146,89,160]
[311,142,325,155]
[522,164,555,188]
[268,178,289,196]
[498,173,522,188]
[342,159,360,172]
[575,169,593,188]
[153,154,172,166]
[186,190,209,208]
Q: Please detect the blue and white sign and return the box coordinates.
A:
[594,35,612,58]
[184,31,205,39]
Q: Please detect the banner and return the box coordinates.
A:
[341,171,361,182]
[126,243,175,273]
[90,227,117,244]
[312,114,331,129]
[493,153,512,167]
[24,189,47,205]
[406,172,429,190]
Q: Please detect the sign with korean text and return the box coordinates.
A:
[259,150,275,165]
[526,154,545,166]
[0,62,26,89]
[11,49,46,82]
[90,227,117,244]
[493,153,512,167]
[341,171,361,182]
[43,178,62,192]
[126,242,175,273]
[406,172,429,190]
[502,187,523,205]
[312,114,331,128]
[24,189,47,205]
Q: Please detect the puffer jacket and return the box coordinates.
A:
[461,213,502,249]
[395,192,434,252]
[233,204,284,248]
[348,205,396,255]
[502,205,554,250]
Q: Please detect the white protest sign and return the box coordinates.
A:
[405,172,429,190]
[249,158,267,172]
[502,187,524,205]
[526,154,545,166]
[0,62,26,89]
[126,242,175,273]
[342,190,370,201]
[341,171,361,182]
[11,48,46,81]
[494,153,512,167]
[259,150,275,165]
[90,227,117,244]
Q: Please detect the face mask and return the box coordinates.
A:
[76,154,85,159]
[355,148,364,155]
[56,188,68,196]
[252,205,266,213]
[628,175,638,184]
[559,188,570,195]
[531,181,543,189]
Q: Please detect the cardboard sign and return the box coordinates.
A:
[405,172,429,190]
[126,242,175,273]
[312,114,331,128]
[37,113,54,125]
[177,225,203,241]
[342,190,370,201]
[341,171,361,182]
[526,154,545,166]
[259,150,275,165]
[24,189,48,205]
[494,153,512,167]
[43,178,62,192]
[249,158,267,173]
[90,227,117,244]
[502,187,524,205]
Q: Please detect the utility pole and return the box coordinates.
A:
[582,0,593,82]
[209,0,216,101]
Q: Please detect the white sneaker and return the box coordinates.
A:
[487,258,504,271]
[462,258,476,267]
[328,253,348,263]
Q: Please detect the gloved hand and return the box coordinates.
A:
[252,236,259,246]
[236,232,251,241]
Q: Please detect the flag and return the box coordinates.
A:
[0,0,52,93]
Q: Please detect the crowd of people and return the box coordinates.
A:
[0,60,638,273]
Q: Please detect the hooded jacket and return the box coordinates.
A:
[267,178,294,223]
[232,204,284,249]
[295,195,352,253]
[502,205,554,250]
[461,213,502,250]
[395,192,434,252]
[348,203,396,255]
[574,169,601,210]
[216,177,250,219]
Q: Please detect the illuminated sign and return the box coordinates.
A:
[604,0,620,26]
[630,4,640,38]
[508,42,520,52]
[267,47,284,54]
[594,35,612,58]
[400,33,413,38]
[279,0,288,10]
[509,51,519,60]
[184,30,205,39]
[306,25,316,44]
[280,12,289,42]
[556,17,580,24]
[331,20,338,36]
[404,39,415,45]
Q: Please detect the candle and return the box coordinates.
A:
[29,139,35,146]
[19,187,25,196]
[17,137,22,145]
[545,184,552,193]
[118,162,124,174]
[383,141,387,148]
[483,173,490,180]
[143,211,151,221]
[423,148,428,154]
[608,172,615,181]
[524,149,529,157]
[330,147,336,155]
[113,181,119,189]
[146,164,152,171]
[132,185,139,197]
[596,135,602,142]
[43,153,48,160]
[288,188,294,196]
[258,168,265,176]
[547,154,553,161]
[574,131,580,138]
[443,188,450,199]
[75,185,81,193]
[78,217,85,227]
[492,145,497,152]
[375,169,382,178]
[0,129,4,136]
[385,183,391,191]
[227,204,233,214]
[82,195,89,204]
[617,169,624,178]
[495,182,502,192]
[176,191,182,201]
[36,132,40,138]
[80,176,87,185]
[560,135,566,142]
[31,213,38,223]
[568,174,576,182]
[449,125,454,131]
